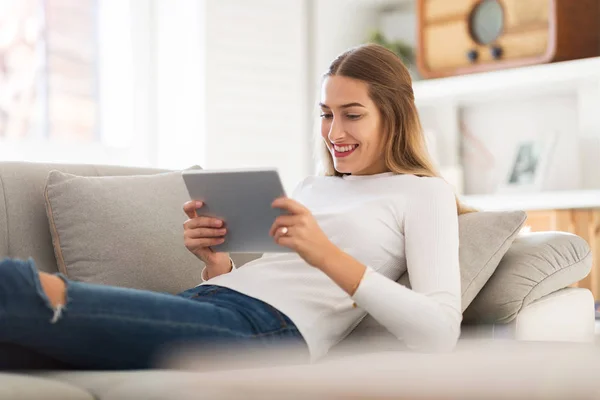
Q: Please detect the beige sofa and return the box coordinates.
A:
[0,162,596,400]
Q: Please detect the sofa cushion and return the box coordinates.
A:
[338,210,526,350]
[44,343,600,400]
[0,373,93,400]
[38,371,217,400]
[463,231,592,324]
[0,162,171,274]
[44,170,204,293]
[398,210,527,311]
[456,210,527,310]
[38,371,176,400]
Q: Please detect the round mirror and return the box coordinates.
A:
[470,0,504,45]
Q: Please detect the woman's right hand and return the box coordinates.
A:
[183,201,231,268]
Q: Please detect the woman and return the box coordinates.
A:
[0,44,469,370]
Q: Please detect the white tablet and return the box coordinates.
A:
[182,168,293,253]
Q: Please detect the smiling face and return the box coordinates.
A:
[320,75,389,176]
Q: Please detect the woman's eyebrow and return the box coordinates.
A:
[319,102,366,109]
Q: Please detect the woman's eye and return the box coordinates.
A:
[320,113,333,120]
[346,114,361,120]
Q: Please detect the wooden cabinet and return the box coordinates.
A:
[525,209,600,300]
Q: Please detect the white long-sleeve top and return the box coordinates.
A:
[201,172,462,361]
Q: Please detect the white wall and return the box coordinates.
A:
[203,0,311,193]
[152,0,207,170]
[312,0,380,81]
[128,0,312,193]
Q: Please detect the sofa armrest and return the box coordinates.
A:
[464,231,592,324]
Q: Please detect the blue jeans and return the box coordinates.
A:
[0,258,307,370]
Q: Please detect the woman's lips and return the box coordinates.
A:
[333,144,358,158]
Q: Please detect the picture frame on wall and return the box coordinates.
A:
[497,133,558,193]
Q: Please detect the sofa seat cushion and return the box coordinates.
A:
[0,373,93,400]
[463,232,592,324]
[38,371,170,400]
[44,170,204,293]
[38,370,230,400]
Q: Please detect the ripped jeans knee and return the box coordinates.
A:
[0,257,69,324]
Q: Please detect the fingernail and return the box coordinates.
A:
[195,201,203,208]
[214,220,223,227]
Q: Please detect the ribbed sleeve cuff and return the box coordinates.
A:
[350,265,377,303]
[200,258,236,282]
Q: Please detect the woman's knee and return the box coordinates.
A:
[0,258,66,308]
[39,272,66,308]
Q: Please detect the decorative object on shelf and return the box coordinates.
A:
[459,113,497,195]
[458,95,583,196]
[416,0,600,79]
[497,133,558,194]
[368,30,415,68]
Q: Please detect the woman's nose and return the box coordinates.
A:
[328,119,345,142]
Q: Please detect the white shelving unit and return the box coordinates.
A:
[353,0,414,7]
[413,57,600,107]
[411,57,600,206]
[462,190,600,212]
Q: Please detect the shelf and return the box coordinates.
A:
[353,0,414,8]
[462,190,600,212]
[413,57,600,107]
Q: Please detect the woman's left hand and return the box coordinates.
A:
[270,197,339,269]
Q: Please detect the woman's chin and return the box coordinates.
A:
[334,164,354,175]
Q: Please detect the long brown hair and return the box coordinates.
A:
[317,44,475,215]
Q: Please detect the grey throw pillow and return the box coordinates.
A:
[457,210,527,310]
[44,169,204,293]
[336,210,526,351]
[463,231,592,324]
[397,210,527,311]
